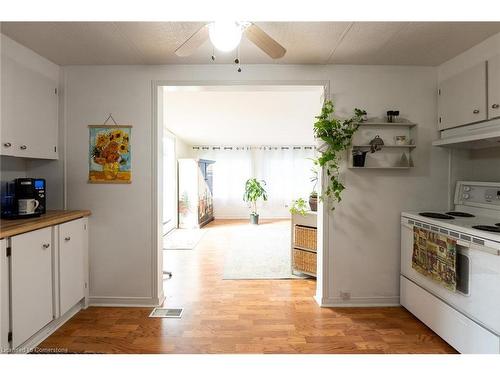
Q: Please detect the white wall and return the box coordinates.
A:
[0,34,64,209]
[64,63,447,305]
[438,32,500,193]
[164,88,322,145]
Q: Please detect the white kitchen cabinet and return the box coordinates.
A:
[438,62,487,130]
[0,35,59,159]
[0,239,9,351]
[488,55,500,120]
[58,218,87,316]
[10,227,53,348]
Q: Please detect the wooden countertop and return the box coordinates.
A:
[0,210,91,239]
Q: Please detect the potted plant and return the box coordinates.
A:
[243,178,268,224]
[309,166,319,212]
[313,101,366,208]
[289,198,308,216]
[309,191,318,212]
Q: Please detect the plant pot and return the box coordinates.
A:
[309,196,318,212]
[250,213,259,225]
[352,151,368,167]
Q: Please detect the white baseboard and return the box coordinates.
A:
[11,301,83,353]
[318,296,400,307]
[89,295,162,307]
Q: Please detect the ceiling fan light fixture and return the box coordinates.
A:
[208,21,243,52]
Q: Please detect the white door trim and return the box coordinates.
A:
[151,79,331,306]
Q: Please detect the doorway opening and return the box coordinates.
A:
[153,82,329,307]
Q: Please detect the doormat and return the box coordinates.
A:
[163,229,205,250]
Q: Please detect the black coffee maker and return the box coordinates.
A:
[1,178,46,219]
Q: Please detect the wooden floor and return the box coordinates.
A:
[38,219,456,354]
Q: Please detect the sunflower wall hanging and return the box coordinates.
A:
[88,116,132,183]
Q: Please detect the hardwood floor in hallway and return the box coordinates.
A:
[37,219,456,354]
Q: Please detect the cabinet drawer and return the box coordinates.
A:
[294,225,317,251]
[59,219,86,316]
[400,276,499,353]
[292,248,317,275]
[11,227,53,348]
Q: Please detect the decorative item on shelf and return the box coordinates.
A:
[394,135,408,145]
[352,150,368,167]
[313,101,366,208]
[398,153,410,167]
[289,198,308,216]
[369,135,384,153]
[309,192,318,212]
[243,178,268,225]
[88,114,132,184]
[386,110,400,123]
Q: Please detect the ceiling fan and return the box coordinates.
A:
[175,21,287,62]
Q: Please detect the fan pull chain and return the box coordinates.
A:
[211,45,216,62]
[235,45,242,72]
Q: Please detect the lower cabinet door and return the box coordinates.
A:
[11,227,53,348]
[59,219,85,316]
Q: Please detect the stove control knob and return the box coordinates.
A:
[462,193,470,199]
[463,186,471,192]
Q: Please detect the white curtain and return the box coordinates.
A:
[196,146,315,218]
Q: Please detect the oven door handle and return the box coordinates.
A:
[461,241,500,256]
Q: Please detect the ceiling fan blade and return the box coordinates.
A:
[175,24,209,57]
[244,23,286,59]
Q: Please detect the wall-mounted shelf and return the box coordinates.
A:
[348,166,413,170]
[349,118,417,169]
[356,120,417,128]
[352,144,416,149]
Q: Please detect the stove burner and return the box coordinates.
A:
[445,211,475,218]
[419,212,454,220]
[472,225,500,233]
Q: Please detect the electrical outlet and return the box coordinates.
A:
[340,291,351,300]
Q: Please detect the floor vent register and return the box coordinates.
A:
[149,307,183,318]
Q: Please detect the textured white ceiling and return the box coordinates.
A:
[163,86,324,145]
[2,22,500,66]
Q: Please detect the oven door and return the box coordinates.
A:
[401,218,500,334]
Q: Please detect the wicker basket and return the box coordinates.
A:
[294,225,317,251]
[292,248,317,275]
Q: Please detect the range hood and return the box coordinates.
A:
[433,118,500,149]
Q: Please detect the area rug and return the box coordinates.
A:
[163,229,205,250]
[222,221,302,280]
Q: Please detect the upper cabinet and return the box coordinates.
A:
[438,62,488,130]
[0,35,59,160]
[488,55,500,120]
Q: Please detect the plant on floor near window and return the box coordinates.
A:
[243,178,268,225]
[313,100,366,208]
[289,198,308,216]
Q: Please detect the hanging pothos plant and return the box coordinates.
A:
[313,100,366,208]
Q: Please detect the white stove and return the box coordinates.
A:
[400,181,500,354]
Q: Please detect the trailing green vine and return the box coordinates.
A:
[313,101,366,207]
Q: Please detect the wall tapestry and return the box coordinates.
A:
[88,124,132,184]
[412,227,457,291]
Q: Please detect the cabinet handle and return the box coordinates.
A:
[3,142,12,147]
[473,109,480,114]
[64,236,71,241]
[42,243,50,249]
[492,104,500,109]
[20,145,27,150]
